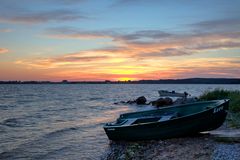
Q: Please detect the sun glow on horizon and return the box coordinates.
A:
[117,77,137,81]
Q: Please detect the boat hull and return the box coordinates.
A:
[104,100,229,141]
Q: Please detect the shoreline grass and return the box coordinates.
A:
[199,89,240,128]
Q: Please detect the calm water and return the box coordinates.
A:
[0,84,239,160]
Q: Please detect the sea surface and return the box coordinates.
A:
[0,84,239,160]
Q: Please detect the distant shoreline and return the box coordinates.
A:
[0,78,240,84]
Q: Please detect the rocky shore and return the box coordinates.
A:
[102,134,240,160]
[212,143,240,160]
[102,125,240,160]
[102,134,216,160]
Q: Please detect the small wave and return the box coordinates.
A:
[103,107,130,115]
[0,118,21,127]
[43,127,78,139]
[30,145,73,160]
[17,100,33,104]
[89,97,104,101]
[1,95,14,98]
[0,117,36,128]
[0,125,7,133]
[0,105,15,110]
[0,151,14,160]
[41,107,76,112]
[18,94,36,98]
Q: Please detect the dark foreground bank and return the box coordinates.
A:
[102,134,215,160]
[102,122,240,160]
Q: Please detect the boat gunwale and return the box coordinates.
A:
[104,99,229,128]
[120,99,228,117]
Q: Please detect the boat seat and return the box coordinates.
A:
[122,118,138,126]
[159,112,178,122]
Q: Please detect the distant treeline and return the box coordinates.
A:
[136,78,240,84]
[0,78,240,84]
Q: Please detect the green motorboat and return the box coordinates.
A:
[103,99,229,141]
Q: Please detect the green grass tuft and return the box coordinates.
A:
[199,89,240,128]
[199,89,240,112]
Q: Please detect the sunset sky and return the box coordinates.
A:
[0,0,240,81]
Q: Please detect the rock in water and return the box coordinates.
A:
[152,98,164,106]
[135,96,147,105]
[165,97,173,105]
[152,97,173,107]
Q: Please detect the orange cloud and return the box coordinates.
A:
[0,48,9,54]
[45,27,240,59]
